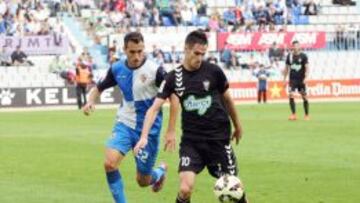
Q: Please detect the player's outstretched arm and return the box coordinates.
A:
[134,97,167,155]
[223,89,242,145]
[164,94,180,152]
[82,87,100,116]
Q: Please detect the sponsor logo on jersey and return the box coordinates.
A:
[183,95,212,115]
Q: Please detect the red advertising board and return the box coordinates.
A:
[229,79,360,101]
[217,32,326,51]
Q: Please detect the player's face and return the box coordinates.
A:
[124,41,145,68]
[185,43,208,69]
[292,42,300,54]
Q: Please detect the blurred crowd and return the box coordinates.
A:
[80,0,321,37]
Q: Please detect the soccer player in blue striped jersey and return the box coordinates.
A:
[83,32,178,203]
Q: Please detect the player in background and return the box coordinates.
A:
[283,40,310,121]
[134,30,248,203]
[82,32,178,203]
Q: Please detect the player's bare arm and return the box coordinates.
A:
[304,63,309,84]
[134,97,167,155]
[164,94,179,152]
[222,89,242,145]
[283,64,290,86]
[82,87,101,116]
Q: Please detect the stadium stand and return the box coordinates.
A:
[0,0,359,89]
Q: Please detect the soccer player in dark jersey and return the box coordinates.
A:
[283,40,310,121]
[134,30,248,203]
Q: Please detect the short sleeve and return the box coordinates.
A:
[285,54,291,65]
[157,72,175,99]
[215,65,229,94]
[155,66,167,87]
[97,67,117,92]
[302,54,308,65]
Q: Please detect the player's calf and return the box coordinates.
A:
[178,181,193,201]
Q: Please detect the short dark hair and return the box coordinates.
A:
[185,30,208,47]
[124,32,144,47]
[292,40,299,45]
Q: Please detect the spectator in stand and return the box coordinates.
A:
[180,5,192,25]
[196,0,207,17]
[0,15,7,34]
[11,46,33,66]
[49,55,66,74]
[272,0,286,24]
[221,47,238,69]
[149,7,161,27]
[332,0,356,6]
[168,45,181,64]
[207,53,218,65]
[173,1,183,25]
[208,9,221,31]
[243,6,255,30]
[347,24,358,49]
[304,0,318,15]
[156,0,178,26]
[254,5,270,26]
[269,42,284,61]
[0,46,11,66]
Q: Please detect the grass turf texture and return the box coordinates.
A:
[0,102,359,203]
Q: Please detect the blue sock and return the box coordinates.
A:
[106,170,126,203]
[150,167,165,184]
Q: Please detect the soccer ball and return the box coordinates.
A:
[213,175,244,203]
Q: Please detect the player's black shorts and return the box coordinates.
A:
[289,80,307,94]
[178,138,238,178]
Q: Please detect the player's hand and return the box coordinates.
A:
[134,137,148,155]
[82,102,95,116]
[164,130,176,152]
[282,80,287,88]
[232,126,242,145]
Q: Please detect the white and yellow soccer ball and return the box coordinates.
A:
[213,175,244,203]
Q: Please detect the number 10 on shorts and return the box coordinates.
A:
[181,156,190,167]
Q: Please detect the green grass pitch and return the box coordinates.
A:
[1,102,360,203]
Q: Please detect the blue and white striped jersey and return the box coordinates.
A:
[97,58,165,135]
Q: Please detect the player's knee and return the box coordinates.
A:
[179,182,193,199]
[104,160,118,172]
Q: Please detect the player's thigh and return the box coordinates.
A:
[134,135,160,175]
[178,139,205,175]
[206,140,238,178]
[106,123,133,158]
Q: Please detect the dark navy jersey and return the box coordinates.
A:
[286,52,308,82]
[157,61,231,140]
